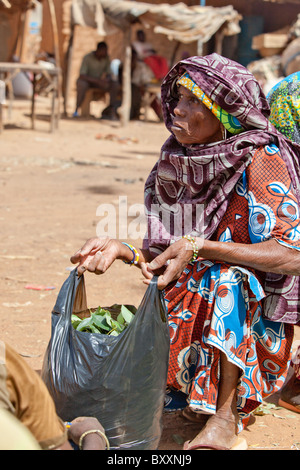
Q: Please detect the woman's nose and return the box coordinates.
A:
[174,102,186,117]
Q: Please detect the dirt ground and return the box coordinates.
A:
[0,96,299,451]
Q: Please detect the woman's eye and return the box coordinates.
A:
[190,96,200,104]
[176,93,199,105]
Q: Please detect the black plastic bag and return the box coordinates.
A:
[41,268,170,450]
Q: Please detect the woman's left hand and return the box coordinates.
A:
[142,238,196,290]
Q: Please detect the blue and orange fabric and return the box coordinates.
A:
[164,143,299,430]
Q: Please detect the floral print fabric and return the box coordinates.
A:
[267,71,300,144]
[164,145,297,429]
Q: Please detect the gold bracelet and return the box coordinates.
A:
[183,235,199,263]
[78,429,110,450]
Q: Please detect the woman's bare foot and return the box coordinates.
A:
[183,413,239,450]
[182,352,248,450]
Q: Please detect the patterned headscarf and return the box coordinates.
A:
[267,71,300,144]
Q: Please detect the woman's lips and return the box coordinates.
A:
[171,122,185,132]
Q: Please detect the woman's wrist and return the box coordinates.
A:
[118,243,151,267]
[182,235,199,263]
[121,242,140,265]
[79,429,110,450]
[81,432,106,450]
[117,242,138,264]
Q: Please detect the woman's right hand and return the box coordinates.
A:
[70,237,124,275]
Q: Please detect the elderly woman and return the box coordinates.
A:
[71,54,300,450]
[267,71,300,415]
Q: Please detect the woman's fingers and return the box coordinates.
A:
[84,250,105,274]
[76,254,96,275]
[78,247,118,275]
[156,259,181,289]
[70,237,115,275]
[143,259,181,289]
[145,240,194,289]
[70,237,109,264]
[70,250,82,264]
[141,262,153,280]
[148,251,169,271]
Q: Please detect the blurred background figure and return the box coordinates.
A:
[74,41,119,120]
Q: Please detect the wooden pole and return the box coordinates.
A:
[215,29,224,55]
[197,39,203,56]
[12,10,26,60]
[119,27,131,126]
[31,73,36,130]
[170,41,180,67]
[46,0,62,130]
[64,29,74,116]
[47,0,60,69]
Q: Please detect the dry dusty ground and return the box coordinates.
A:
[0,96,299,451]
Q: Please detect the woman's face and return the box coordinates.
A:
[171,85,223,145]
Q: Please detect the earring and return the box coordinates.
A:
[221,124,226,140]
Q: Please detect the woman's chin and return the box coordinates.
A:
[171,127,190,145]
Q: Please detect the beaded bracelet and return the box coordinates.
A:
[183,235,199,263]
[79,429,110,450]
[122,242,140,265]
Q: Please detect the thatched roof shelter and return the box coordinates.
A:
[70,0,241,44]
[1,1,242,125]
[68,0,241,124]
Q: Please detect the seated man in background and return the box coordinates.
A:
[132,29,169,81]
[74,41,119,120]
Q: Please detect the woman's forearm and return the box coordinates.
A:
[197,238,300,276]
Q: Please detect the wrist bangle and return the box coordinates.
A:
[79,429,110,450]
[183,235,199,263]
[122,242,140,265]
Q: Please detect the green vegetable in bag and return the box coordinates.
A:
[71,304,136,336]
